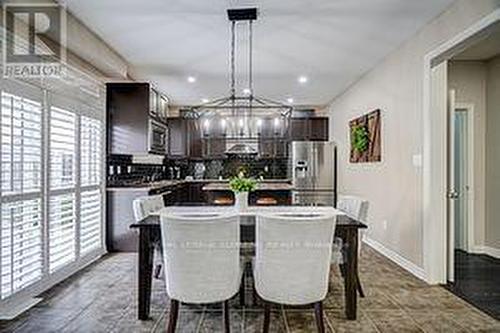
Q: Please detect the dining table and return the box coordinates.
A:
[130,205,367,321]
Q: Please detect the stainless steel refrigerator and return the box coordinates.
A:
[290,141,337,206]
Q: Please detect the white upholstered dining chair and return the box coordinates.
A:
[334,194,369,297]
[160,213,242,333]
[133,195,165,278]
[253,213,336,333]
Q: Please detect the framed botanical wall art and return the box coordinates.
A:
[349,109,381,163]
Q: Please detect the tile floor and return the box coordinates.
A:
[446,250,500,319]
[1,246,499,333]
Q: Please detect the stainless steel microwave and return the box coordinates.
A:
[148,119,167,155]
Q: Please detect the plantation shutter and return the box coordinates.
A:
[80,114,103,254]
[0,89,43,299]
[0,66,105,304]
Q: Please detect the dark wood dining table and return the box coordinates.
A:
[130,206,367,321]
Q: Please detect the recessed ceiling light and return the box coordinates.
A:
[287,98,294,104]
[201,98,209,103]
[243,88,251,95]
[187,76,196,83]
[298,76,308,84]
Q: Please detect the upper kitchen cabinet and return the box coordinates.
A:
[150,88,169,123]
[289,117,329,141]
[167,117,188,157]
[201,117,227,158]
[187,119,203,158]
[258,117,288,158]
[107,82,169,155]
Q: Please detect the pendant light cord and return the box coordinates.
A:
[249,20,253,97]
[230,20,236,99]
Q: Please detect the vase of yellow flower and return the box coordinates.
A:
[229,171,257,211]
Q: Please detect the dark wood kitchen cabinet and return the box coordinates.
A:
[258,118,288,158]
[202,119,227,158]
[107,83,169,155]
[289,117,329,141]
[167,117,188,157]
[187,119,203,158]
[188,182,208,203]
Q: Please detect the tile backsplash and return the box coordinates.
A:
[187,156,289,179]
[107,154,289,186]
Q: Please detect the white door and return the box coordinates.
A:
[447,89,457,283]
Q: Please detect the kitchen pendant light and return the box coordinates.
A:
[185,8,293,120]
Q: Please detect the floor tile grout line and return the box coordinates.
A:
[383,291,429,333]
[361,309,382,333]
[323,309,336,333]
[150,309,166,333]
[240,307,245,333]
[281,305,291,333]
[194,308,206,333]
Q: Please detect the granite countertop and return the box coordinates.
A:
[202,182,293,191]
[107,179,292,191]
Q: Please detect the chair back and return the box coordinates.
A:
[254,213,336,305]
[337,195,369,222]
[132,195,165,222]
[160,213,240,303]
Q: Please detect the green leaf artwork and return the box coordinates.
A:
[351,125,369,153]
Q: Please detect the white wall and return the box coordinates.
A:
[448,61,487,247]
[329,0,500,270]
[485,55,500,249]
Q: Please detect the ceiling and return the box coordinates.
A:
[65,0,454,106]
[453,21,500,61]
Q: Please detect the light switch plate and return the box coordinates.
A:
[412,154,422,168]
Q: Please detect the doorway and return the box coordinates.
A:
[444,36,500,319]
[424,9,500,319]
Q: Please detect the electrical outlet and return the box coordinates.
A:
[383,220,388,230]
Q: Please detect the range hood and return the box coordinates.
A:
[225,143,258,155]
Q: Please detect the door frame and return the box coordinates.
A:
[454,103,475,253]
[422,8,500,284]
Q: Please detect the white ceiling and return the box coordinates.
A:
[453,21,500,61]
[65,0,454,106]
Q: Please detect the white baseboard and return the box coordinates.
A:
[363,237,427,282]
[471,245,500,259]
[0,297,42,320]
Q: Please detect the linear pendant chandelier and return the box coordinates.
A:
[186,8,293,119]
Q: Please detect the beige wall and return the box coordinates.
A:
[485,55,500,249]
[448,61,487,247]
[329,0,500,268]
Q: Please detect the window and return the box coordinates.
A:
[80,190,101,255]
[81,116,102,187]
[50,107,76,190]
[0,83,104,303]
[1,93,42,195]
[0,92,43,299]
[49,193,76,272]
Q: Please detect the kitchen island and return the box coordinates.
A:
[106,179,293,251]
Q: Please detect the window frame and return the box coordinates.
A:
[0,77,106,305]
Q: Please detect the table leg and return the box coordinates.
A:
[138,227,154,320]
[343,228,358,320]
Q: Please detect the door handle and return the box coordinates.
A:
[447,190,459,199]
